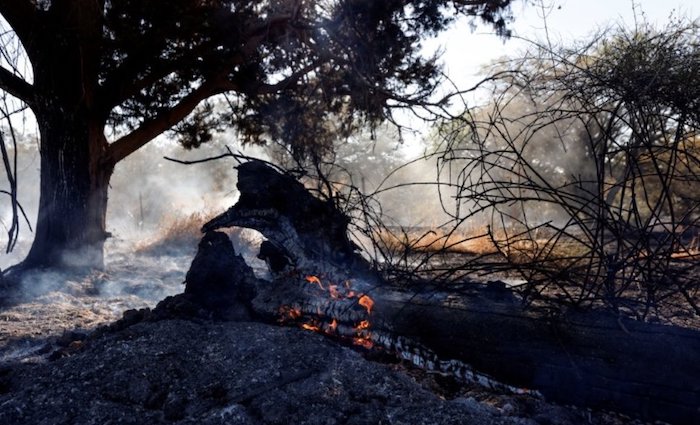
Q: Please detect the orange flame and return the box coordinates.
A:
[284,277,376,351]
[353,337,373,349]
[353,319,372,348]
[358,295,374,314]
[306,275,324,289]
[328,319,338,332]
[354,320,370,331]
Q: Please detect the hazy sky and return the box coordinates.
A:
[431,0,698,92]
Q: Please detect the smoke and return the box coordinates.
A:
[107,133,244,242]
[0,119,511,300]
[0,130,272,311]
[329,126,457,228]
[0,131,40,268]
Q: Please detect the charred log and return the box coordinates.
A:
[190,160,700,424]
[203,160,379,283]
[242,274,700,425]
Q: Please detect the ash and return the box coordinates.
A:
[0,239,192,364]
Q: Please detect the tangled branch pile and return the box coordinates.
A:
[435,19,700,319]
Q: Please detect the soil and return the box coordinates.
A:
[0,247,670,424]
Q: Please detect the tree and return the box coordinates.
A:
[0,0,514,272]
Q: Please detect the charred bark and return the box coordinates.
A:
[234,271,700,425]
[19,115,113,271]
[192,160,700,424]
[203,160,379,284]
[9,2,113,272]
[184,230,257,319]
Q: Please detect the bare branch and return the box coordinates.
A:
[0,65,33,105]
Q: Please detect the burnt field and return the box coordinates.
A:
[375,224,700,327]
[0,4,699,424]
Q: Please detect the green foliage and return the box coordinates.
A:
[90,0,514,157]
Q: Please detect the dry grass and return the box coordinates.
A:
[375,227,499,256]
[134,211,263,256]
[374,226,590,261]
[134,212,210,254]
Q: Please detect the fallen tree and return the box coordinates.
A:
[187,159,700,424]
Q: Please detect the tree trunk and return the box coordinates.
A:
[21,114,113,270]
[17,3,112,271]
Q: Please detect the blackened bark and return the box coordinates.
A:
[245,276,700,425]
[184,231,257,318]
[15,2,112,271]
[21,115,113,270]
[203,160,379,283]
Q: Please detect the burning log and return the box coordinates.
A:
[246,273,700,424]
[192,160,700,424]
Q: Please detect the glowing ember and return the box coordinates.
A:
[358,295,374,314]
[302,323,320,332]
[283,276,376,350]
[306,275,324,289]
[354,320,370,331]
[279,305,302,321]
[353,337,373,349]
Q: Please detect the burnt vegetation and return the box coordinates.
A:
[342,19,700,323]
[1,2,700,424]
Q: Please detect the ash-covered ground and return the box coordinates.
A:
[0,236,649,424]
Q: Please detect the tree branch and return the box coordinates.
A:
[254,62,318,95]
[107,78,236,163]
[0,0,38,50]
[0,65,34,105]
[107,55,318,164]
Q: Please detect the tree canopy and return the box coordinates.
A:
[0,0,515,270]
[1,0,514,158]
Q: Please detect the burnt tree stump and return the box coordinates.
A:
[203,160,378,283]
[184,230,257,319]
